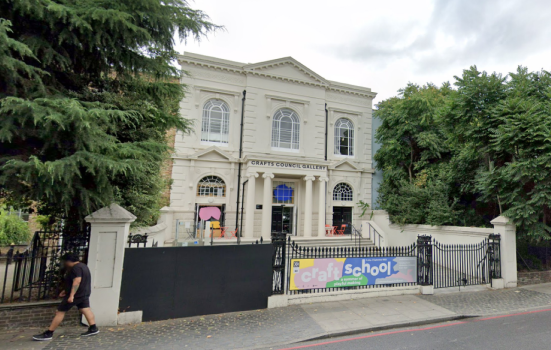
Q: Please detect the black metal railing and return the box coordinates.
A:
[284,236,417,295]
[1,226,90,304]
[271,233,504,295]
[365,222,383,247]
[127,233,149,248]
[349,224,363,247]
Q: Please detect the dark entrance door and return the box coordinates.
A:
[332,207,352,234]
[271,206,293,234]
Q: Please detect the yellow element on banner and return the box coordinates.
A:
[289,258,346,291]
[289,259,314,291]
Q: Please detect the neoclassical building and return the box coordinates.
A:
[156,52,377,244]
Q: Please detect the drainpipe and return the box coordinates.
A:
[324,103,328,226]
[235,90,246,244]
[324,103,328,161]
[239,180,248,244]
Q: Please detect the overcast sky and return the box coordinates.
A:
[176,0,551,105]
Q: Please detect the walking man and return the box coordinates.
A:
[33,253,99,341]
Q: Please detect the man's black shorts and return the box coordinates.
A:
[57,297,90,312]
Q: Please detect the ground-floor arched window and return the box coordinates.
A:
[197,176,226,197]
[333,183,353,201]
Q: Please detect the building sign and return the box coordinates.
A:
[290,257,417,290]
[249,160,327,170]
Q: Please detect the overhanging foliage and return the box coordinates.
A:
[375,66,551,240]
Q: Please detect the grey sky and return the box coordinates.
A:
[176,0,551,104]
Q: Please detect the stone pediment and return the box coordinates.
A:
[244,57,328,86]
[179,52,376,95]
[191,146,233,161]
[330,159,360,171]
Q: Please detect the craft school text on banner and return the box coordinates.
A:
[290,257,417,290]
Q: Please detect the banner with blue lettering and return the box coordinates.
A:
[290,257,417,290]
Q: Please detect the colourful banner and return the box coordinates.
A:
[290,257,417,290]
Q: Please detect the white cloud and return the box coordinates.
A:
[176,0,551,104]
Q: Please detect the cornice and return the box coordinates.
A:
[328,86,376,98]
[265,94,311,105]
[329,159,361,171]
[180,58,245,75]
[172,154,239,162]
[192,85,241,112]
[178,53,376,99]
[327,106,362,115]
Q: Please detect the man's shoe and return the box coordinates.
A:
[81,326,99,337]
[33,331,53,341]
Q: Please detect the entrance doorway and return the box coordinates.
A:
[271,206,294,234]
[332,207,352,234]
[194,204,225,238]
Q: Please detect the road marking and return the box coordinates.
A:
[278,308,551,350]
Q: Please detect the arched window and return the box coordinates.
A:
[197,176,226,197]
[334,118,354,156]
[201,99,230,143]
[333,183,353,201]
[272,108,300,151]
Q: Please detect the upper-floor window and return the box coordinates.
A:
[201,99,230,144]
[272,108,300,151]
[197,176,226,197]
[333,183,353,201]
[334,118,354,156]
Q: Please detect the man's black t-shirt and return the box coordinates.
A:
[64,263,92,299]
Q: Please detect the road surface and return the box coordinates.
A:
[276,308,551,350]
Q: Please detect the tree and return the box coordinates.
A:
[374,83,457,225]
[475,68,551,239]
[0,0,219,229]
[375,66,551,239]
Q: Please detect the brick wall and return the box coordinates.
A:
[0,302,81,330]
[517,270,551,286]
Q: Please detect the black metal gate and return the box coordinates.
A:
[271,233,286,294]
[1,226,90,304]
[417,234,501,289]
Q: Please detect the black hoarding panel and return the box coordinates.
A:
[119,244,273,321]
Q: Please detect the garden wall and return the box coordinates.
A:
[517,270,551,286]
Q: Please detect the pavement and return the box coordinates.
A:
[274,307,551,350]
[1,283,551,350]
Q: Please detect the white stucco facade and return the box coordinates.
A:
[158,52,377,244]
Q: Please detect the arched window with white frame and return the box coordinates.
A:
[333,183,353,201]
[197,176,226,197]
[201,99,230,143]
[334,118,354,156]
[271,108,300,151]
